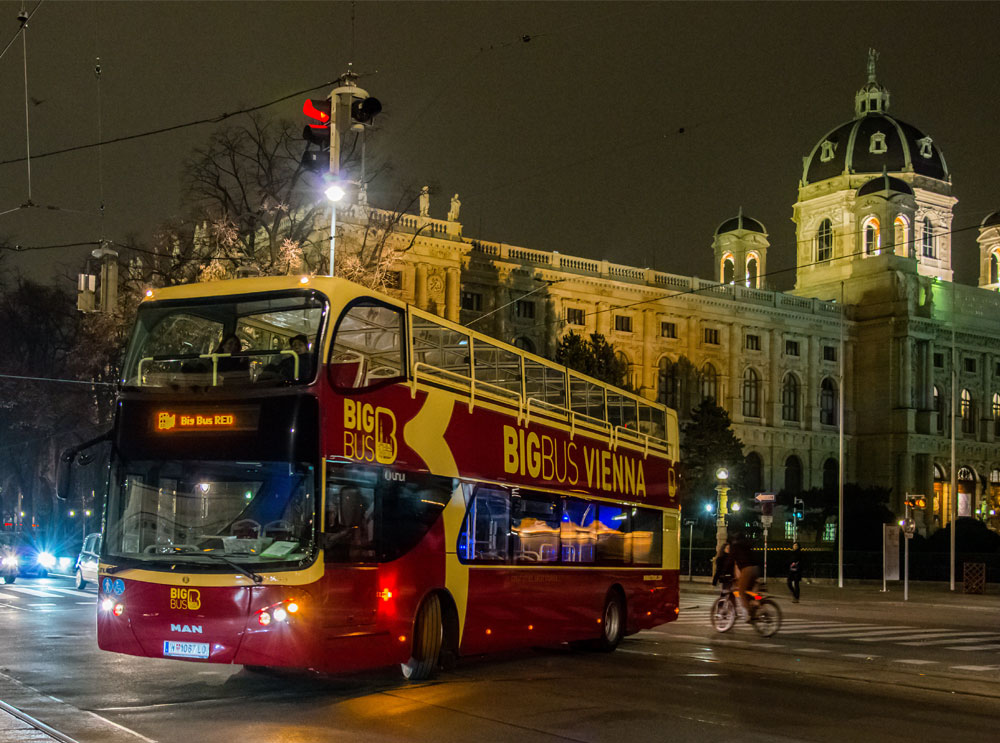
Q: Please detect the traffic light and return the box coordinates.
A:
[792,498,804,520]
[301,98,331,172]
[350,95,381,128]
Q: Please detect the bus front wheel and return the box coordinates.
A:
[401,593,443,681]
[574,590,626,652]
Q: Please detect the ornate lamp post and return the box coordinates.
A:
[715,467,730,552]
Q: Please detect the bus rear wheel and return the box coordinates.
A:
[401,593,443,681]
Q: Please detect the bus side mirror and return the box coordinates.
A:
[57,430,112,501]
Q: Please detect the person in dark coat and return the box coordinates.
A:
[787,542,803,603]
[712,540,735,590]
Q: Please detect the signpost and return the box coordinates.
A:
[683,519,696,582]
[755,493,775,587]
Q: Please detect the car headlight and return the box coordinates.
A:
[38,552,56,569]
[1,555,18,567]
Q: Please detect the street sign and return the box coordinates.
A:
[761,514,773,527]
[754,492,776,502]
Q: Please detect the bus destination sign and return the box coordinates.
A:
[153,406,260,433]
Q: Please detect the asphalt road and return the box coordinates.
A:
[1,576,998,742]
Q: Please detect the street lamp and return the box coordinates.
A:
[715,467,730,552]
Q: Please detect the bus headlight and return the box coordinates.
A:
[101,598,115,612]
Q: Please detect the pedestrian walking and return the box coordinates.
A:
[787,541,802,603]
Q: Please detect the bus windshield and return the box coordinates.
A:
[105,458,316,568]
[121,291,327,389]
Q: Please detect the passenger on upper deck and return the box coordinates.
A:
[267,334,312,383]
[214,334,250,381]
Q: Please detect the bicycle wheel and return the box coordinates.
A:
[752,598,782,637]
[710,595,737,632]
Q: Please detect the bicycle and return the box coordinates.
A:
[710,586,782,637]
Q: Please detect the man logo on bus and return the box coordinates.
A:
[343,400,397,465]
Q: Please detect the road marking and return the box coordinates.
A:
[898,633,1000,645]
[842,653,880,658]
[0,591,21,600]
[29,603,57,607]
[949,644,1000,651]
[950,665,1000,672]
[892,659,937,665]
[780,624,893,636]
[4,586,64,598]
[793,648,831,653]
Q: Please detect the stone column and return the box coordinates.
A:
[414,263,428,310]
[768,329,781,425]
[596,301,610,337]
[728,323,741,420]
[445,267,461,323]
[641,309,657,397]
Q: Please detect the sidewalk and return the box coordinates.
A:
[679,574,1000,611]
[0,700,67,742]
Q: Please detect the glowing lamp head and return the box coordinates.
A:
[705,503,714,513]
[145,289,154,298]
[731,502,741,512]
[715,467,729,481]
[325,183,346,202]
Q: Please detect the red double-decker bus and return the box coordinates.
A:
[87,276,680,679]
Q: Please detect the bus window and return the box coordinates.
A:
[607,392,638,430]
[561,498,595,563]
[511,492,559,564]
[376,471,452,563]
[457,486,509,563]
[473,338,522,398]
[631,507,663,566]
[523,359,567,410]
[329,301,405,390]
[595,504,630,565]
[638,403,666,439]
[569,373,606,422]
[411,315,471,384]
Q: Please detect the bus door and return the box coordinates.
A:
[320,472,378,632]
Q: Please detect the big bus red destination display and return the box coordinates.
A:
[78,276,680,679]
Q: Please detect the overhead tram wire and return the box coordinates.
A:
[517,218,987,335]
[0,0,40,63]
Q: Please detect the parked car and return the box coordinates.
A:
[75,533,102,590]
[0,535,18,584]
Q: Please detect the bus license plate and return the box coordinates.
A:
[163,641,210,659]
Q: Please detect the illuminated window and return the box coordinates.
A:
[823,523,837,542]
[817,219,833,262]
[961,388,974,434]
[922,217,935,258]
[894,215,911,258]
[784,521,796,539]
[746,255,759,287]
[742,368,760,418]
[820,377,837,425]
[993,393,1000,437]
[782,373,800,422]
[863,217,881,255]
[722,255,735,284]
[991,251,999,284]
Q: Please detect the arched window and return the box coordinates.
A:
[922,217,935,258]
[817,218,833,261]
[894,215,911,258]
[961,388,974,434]
[722,255,735,284]
[823,458,838,495]
[745,452,763,494]
[658,357,678,410]
[784,456,802,494]
[513,336,535,354]
[781,373,800,422]
[991,251,999,285]
[820,377,837,425]
[863,217,880,255]
[993,392,1000,436]
[700,363,718,403]
[746,255,759,288]
[742,368,760,418]
[934,385,943,433]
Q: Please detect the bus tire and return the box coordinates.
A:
[594,590,626,652]
[401,593,443,681]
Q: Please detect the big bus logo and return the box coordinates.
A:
[169,587,201,611]
[343,400,398,465]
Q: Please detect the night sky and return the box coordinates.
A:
[1,1,998,291]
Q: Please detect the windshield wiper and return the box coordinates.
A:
[197,552,263,584]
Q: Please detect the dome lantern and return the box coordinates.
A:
[855,48,890,117]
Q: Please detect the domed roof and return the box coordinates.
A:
[981,211,1000,229]
[856,172,914,197]
[715,211,766,236]
[801,51,949,186]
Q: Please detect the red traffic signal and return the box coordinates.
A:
[303,98,331,146]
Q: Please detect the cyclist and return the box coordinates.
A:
[730,530,759,621]
[712,540,735,589]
